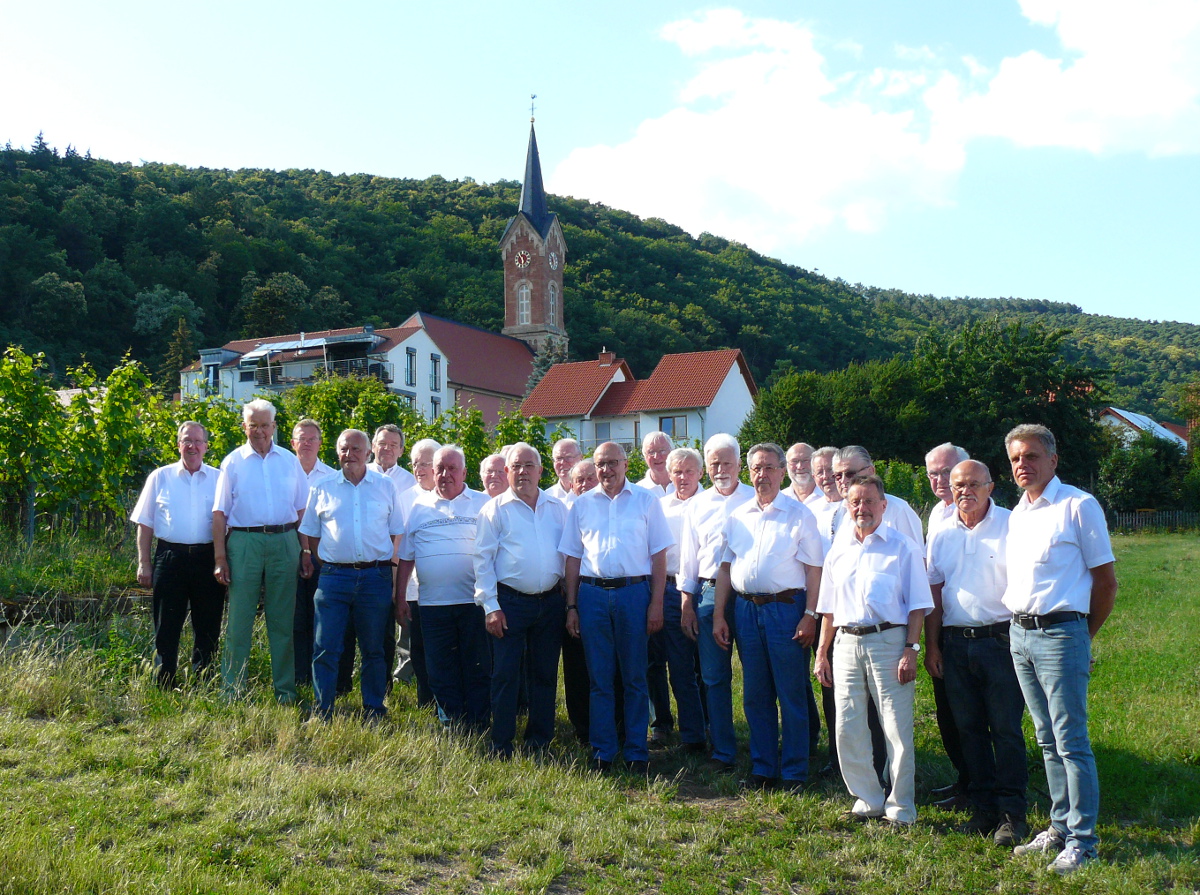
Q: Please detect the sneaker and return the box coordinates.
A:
[993,815,1030,849]
[1013,827,1065,857]
[1048,844,1096,875]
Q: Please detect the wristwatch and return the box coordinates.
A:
[906,642,921,653]
[805,609,820,620]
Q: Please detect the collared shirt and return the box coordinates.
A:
[926,499,1011,627]
[213,442,308,528]
[130,461,220,544]
[809,497,845,555]
[677,483,755,595]
[547,481,573,503]
[660,486,705,576]
[834,491,925,549]
[926,500,957,539]
[1003,476,1114,615]
[559,479,674,578]
[721,493,825,594]
[396,484,430,601]
[399,486,490,606]
[473,489,568,614]
[819,523,934,627]
[298,468,405,564]
[637,474,674,497]
[368,461,416,495]
[302,458,336,487]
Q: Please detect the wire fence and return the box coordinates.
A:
[1110,510,1200,532]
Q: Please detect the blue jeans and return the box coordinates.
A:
[578,580,651,763]
[312,565,393,716]
[734,594,811,781]
[490,586,565,755]
[943,627,1028,817]
[421,602,491,731]
[656,583,707,746]
[1010,618,1098,852]
[696,580,737,765]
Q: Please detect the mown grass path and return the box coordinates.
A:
[0,533,1196,893]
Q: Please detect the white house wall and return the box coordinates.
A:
[706,364,755,439]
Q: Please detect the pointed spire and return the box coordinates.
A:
[518,122,552,237]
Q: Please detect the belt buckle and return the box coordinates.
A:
[963,627,978,639]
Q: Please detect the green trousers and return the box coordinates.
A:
[221,530,300,702]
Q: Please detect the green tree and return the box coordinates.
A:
[1097,431,1187,512]
[157,317,196,393]
[238,272,309,336]
[0,348,62,540]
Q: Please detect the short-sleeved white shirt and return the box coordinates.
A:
[130,461,220,544]
[637,474,674,497]
[926,500,1011,627]
[546,481,573,503]
[369,461,416,495]
[661,486,705,577]
[721,492,825,594]
[302,459,335,487]
[926,500,956,539]
[399,486,490,606]
[1003,476,1115,615]
[676,483,755,595]
[299,468,405,564]
[213,442,308,528]
[559,480,674,578]
[473,489,567,614]
[819,523,934,627]
[809,497,846,555]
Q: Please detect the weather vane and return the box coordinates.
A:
[530,94,537,122]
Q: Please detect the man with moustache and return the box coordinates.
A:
[786,442,817,505]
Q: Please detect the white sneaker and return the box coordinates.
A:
[1048,844,1097,875]
[1013,828,1065,856]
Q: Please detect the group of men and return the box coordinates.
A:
[132,406,1116,875]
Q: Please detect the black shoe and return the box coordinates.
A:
[958,811,999,836]
[817,763,839,778]
[648,730,672,749]
[681,741,708,754]
[588,758,612,773]
[626,760,649,776]
[701,758,736,775]
[743,773,776,791]
[930,782,959,799]
[934,793,971,812]
[993,814,1030,849]
[781,778,808,794]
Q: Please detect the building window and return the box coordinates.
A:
[430,354,441,392]
[517,283,531,325]
[204,364,219,393]
[431,397,441,418]
[595,421,611,442]
[405,348,416,387]
[239,370,255,383]
[660,416,687,439]
[548,282,558,327]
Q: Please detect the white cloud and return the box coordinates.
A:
[549,3,1200,254]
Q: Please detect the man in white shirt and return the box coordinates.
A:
[561,452,595,738]
[1003,425,1117,875]
[547,438,582,503]
[474,442,567,756]
[131,421,224,688]
[213,399,309,702]
[713,443,824,790]
[816,474,934,825]
[808,447,845,554]
[561,441,673,774]
[291,419,338,689]
[923,441,973,811]
[926,459,1028,848]
[397,444,491,730]
[678,433,755,773]
[392,436,437,699]
[832,446,924,546]
[299,429,405,718]
[637,431,674,496]
[785,442,816,504]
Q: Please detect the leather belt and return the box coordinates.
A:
[498,582,561,599]
[945,622,1010,639]
[322,560,394,570]
[841,622,902,636]
[580,575,648,589]
[737,588,800,606]
[158,540,213,555]
[1011,610,1087,630]
[229,523,298,534]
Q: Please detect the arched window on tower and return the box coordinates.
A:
[517,283,531,325]
[548,282,558,327]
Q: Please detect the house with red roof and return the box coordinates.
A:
[522,347,757,451]
[1099,406,1189,451]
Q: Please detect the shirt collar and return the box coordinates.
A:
[950,497,994,530]
[172,459,211,477]
[1022,475,1062,508]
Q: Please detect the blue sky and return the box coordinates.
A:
[3,0,1198,324]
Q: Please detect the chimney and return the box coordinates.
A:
[598,347,615,366]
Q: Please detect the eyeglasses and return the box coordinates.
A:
[748,465,781,474]
[927,468,954,480]
[595,460,622,469]
[833,467,867,481]
[951,481,992,493]
[180,439,208,447]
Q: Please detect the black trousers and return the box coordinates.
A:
[152,541,225,685]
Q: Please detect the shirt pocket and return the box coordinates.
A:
[860,571,899,617]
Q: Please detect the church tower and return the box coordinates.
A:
[500,118,568,354]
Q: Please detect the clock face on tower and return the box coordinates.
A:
[548,252,559,270]
[514,250,532,269]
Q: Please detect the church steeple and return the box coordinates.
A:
[500,109,568,355]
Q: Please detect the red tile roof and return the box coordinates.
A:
[1162,421,1190,443]
[633,349,756,412]
[591,380,645,416]
[521,357,632,418]
[401,313,533,398]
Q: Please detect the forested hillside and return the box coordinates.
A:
[2,136,1195,418]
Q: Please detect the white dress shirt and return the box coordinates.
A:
[661,486,705,576]
[637,474,674,497]
[399,486,490,606]
[213,442,308,528]
[809,498,846,555]
[1003,476,1114,615]
[302,458,336,487]
[926,500,957,539]
[677,483,755,595]
[299,469,405,564]
[819,524,934,627]
[834,491,925,548]
[926,500,1011,627]
[559,479,674,578]
[547,481,573,503]
[130,461,220,544]
[721,493,825,594]
[369,461,416,495]
[473,489,568,614]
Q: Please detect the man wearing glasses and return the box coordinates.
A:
[831,446,924,546]
[925,460,1028,848]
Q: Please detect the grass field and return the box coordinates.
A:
[0,533,1197,893]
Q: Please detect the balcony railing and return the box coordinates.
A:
[252,358,394,388]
